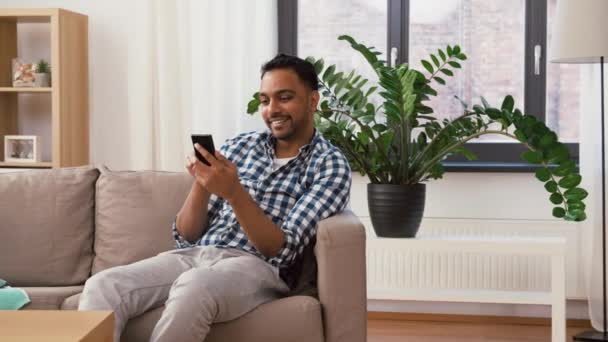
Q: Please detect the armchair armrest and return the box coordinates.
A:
[315,210,367,342]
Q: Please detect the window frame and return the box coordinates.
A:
[278,0,579,172]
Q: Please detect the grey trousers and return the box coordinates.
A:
[78,246,289,342]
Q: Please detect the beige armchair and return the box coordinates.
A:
[120,210,367,342]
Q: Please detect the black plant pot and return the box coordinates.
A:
[367,183,426,238]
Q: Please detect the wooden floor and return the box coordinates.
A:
[368,318,591,342]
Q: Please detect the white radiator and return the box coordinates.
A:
[361,217,584,299]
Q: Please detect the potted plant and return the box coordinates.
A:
[247,35,587,237]
[34,59,51,87]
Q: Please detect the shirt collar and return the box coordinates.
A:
[262,129,320,159]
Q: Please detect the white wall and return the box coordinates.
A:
[2,0,588,319]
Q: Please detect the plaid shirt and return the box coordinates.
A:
[172,129,351,285]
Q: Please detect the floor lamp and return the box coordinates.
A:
[550,0,608,340]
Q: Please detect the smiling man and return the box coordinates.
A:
[78,54,352,342]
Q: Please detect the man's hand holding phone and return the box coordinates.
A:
[186,135,243,202]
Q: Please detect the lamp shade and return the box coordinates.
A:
[549,0,608,63]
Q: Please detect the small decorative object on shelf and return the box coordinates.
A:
[4,135,41,163]
[34,59,51,87]
[12,58,35,87]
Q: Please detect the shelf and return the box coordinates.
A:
[0,8,89,168]
[0,161,52,168]
[0,87,52,93]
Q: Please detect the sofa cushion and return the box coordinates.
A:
[0,166,99,286]
[92,166,192,274]
[21,286,84,310]
[119,295,323,342]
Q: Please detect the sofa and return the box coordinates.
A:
[0,166,367,342]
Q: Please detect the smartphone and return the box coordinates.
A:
[191,134,216,166]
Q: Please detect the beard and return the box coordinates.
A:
[267,115,296,140]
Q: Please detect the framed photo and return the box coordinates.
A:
[12,58,35,88]
[4,135,41,163]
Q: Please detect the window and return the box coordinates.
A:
[279,0,579,172]
[298,0,387,92]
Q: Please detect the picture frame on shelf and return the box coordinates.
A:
[4,135,41,163]
[12,58,35,87]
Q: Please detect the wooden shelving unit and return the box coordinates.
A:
[0,8,88,169]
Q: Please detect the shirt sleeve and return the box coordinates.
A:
[172,194,224,248]
[270,150,352,267]
[171,137,236,248]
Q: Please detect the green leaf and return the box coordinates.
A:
[485,108,502,120]
[372,124,387,133]
[514,129,527,143]
[539,132,558,148]
[421,60,434,74]
[323,64,336,81]
[431,54,440,67]
[355,78,368,89]
[553,160,576,177]
[567,200,586,210]
[553,207,566,218]
[433,76,446,85]
[313,59,324,75]
[522,150,543,164]
[544,181,558,193]
[365,86,378,97]
[357,131,370,145]
[438,49,447,62]
[563,187,589,201]
[460,148,477,161]
[440,68,454,76]
[456,53,467,60]
[547,145,570,164]
[416,104,434,114]
[447,45,453,56]
[558,174,582,189]
[320,100,329,110]
[327,71,343,88]
[318,109,333,119]
[247,93,260,114]
[550,193,564,204]
[566,209,586,222]
[453,45,461,55]
[420,85,438,96]
[447,61,461,68]
[501,95,514,112]
[535,167,551,182]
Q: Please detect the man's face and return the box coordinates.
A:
[259,68,319,141]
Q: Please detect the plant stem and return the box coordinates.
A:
[413,129,512,180]
[410,111,480,170]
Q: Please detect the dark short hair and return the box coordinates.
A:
[260,53,319,91]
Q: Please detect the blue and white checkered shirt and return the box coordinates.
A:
[172,129,351,286]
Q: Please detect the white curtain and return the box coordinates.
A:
[580,64,608,331]
[127,0,277,171]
